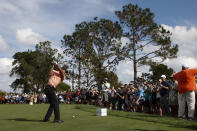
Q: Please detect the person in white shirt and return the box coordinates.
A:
[101,78,110,107]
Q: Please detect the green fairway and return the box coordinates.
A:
[0,104,197,131]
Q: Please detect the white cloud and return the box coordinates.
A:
[121,37,130,47]
[0,35,10,52]
[116,61,133,83]
[165,56,197,73]
[0,58,13,75]
[0,0,60,14]
[143,43,161,54]
[16,28,45,45]
[162,24,197,44]
[162,24,197,72]
[117,60,151,84]
[85,0,103,5]
[105,4,116,12]
[0,58,20,92]
[0,74,15,92]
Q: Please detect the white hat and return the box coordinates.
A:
[161,75,166,78]
[182,64,189,69]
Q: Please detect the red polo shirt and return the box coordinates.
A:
[174,68,197,94]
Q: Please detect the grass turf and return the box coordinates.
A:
[0,104,197,131]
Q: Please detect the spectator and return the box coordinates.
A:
[43,94,46,103]
[69,91,73,104]
[144,83,153,114]
[73,91,79,104]
[125,87,131,111]
[1,95,5,104]
[101,78,110,107]
[58,93,64,103]
[135,85,145,112]
[168,78,178,117]
[39,94,43,104]
[159,75,170,116]
[173,65,197,120]
[5,94,8,104]
[117,87,125,111]
[151,83,158,114]
[30,95,34,105]
[34,95,37,104]
[108,86,116,110]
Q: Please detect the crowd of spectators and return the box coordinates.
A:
[1,76,197,120]
[1,93,47,104]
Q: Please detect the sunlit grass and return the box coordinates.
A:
[0,104,196,131]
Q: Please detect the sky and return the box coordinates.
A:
[1,0,197,92]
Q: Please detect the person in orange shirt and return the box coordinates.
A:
[43,64,65,123]
[173,65,197,120]
[29,95,34,105]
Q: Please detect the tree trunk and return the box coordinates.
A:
[133,50,137,82]
[77,47,82,90]
[97,64,103,91]
[86,71,89,89]
[133,33,137,82]
[72,65,75,91]
[78,59,81,90]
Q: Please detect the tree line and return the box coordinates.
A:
[9,4,178,93]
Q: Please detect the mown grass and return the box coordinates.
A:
[0,104,196,131]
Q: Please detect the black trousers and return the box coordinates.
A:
[44,85,60,120]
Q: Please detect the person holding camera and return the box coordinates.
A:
[43,64,65,123]
[159,75,170,116]
[101,78,110,107]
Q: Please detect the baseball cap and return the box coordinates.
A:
[182,64,189,70]
[161,75,166,78]
[104,78,108,81]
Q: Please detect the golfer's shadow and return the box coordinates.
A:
[7,118,42,122]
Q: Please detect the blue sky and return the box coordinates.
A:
[1,0,197,92]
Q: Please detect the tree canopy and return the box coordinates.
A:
[115,4,178,81]
[10,41,64,93]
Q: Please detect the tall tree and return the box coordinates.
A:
[62,24,89,89]
[115,4,178,81]
[62,18,123,90]
[83,18,123,89]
